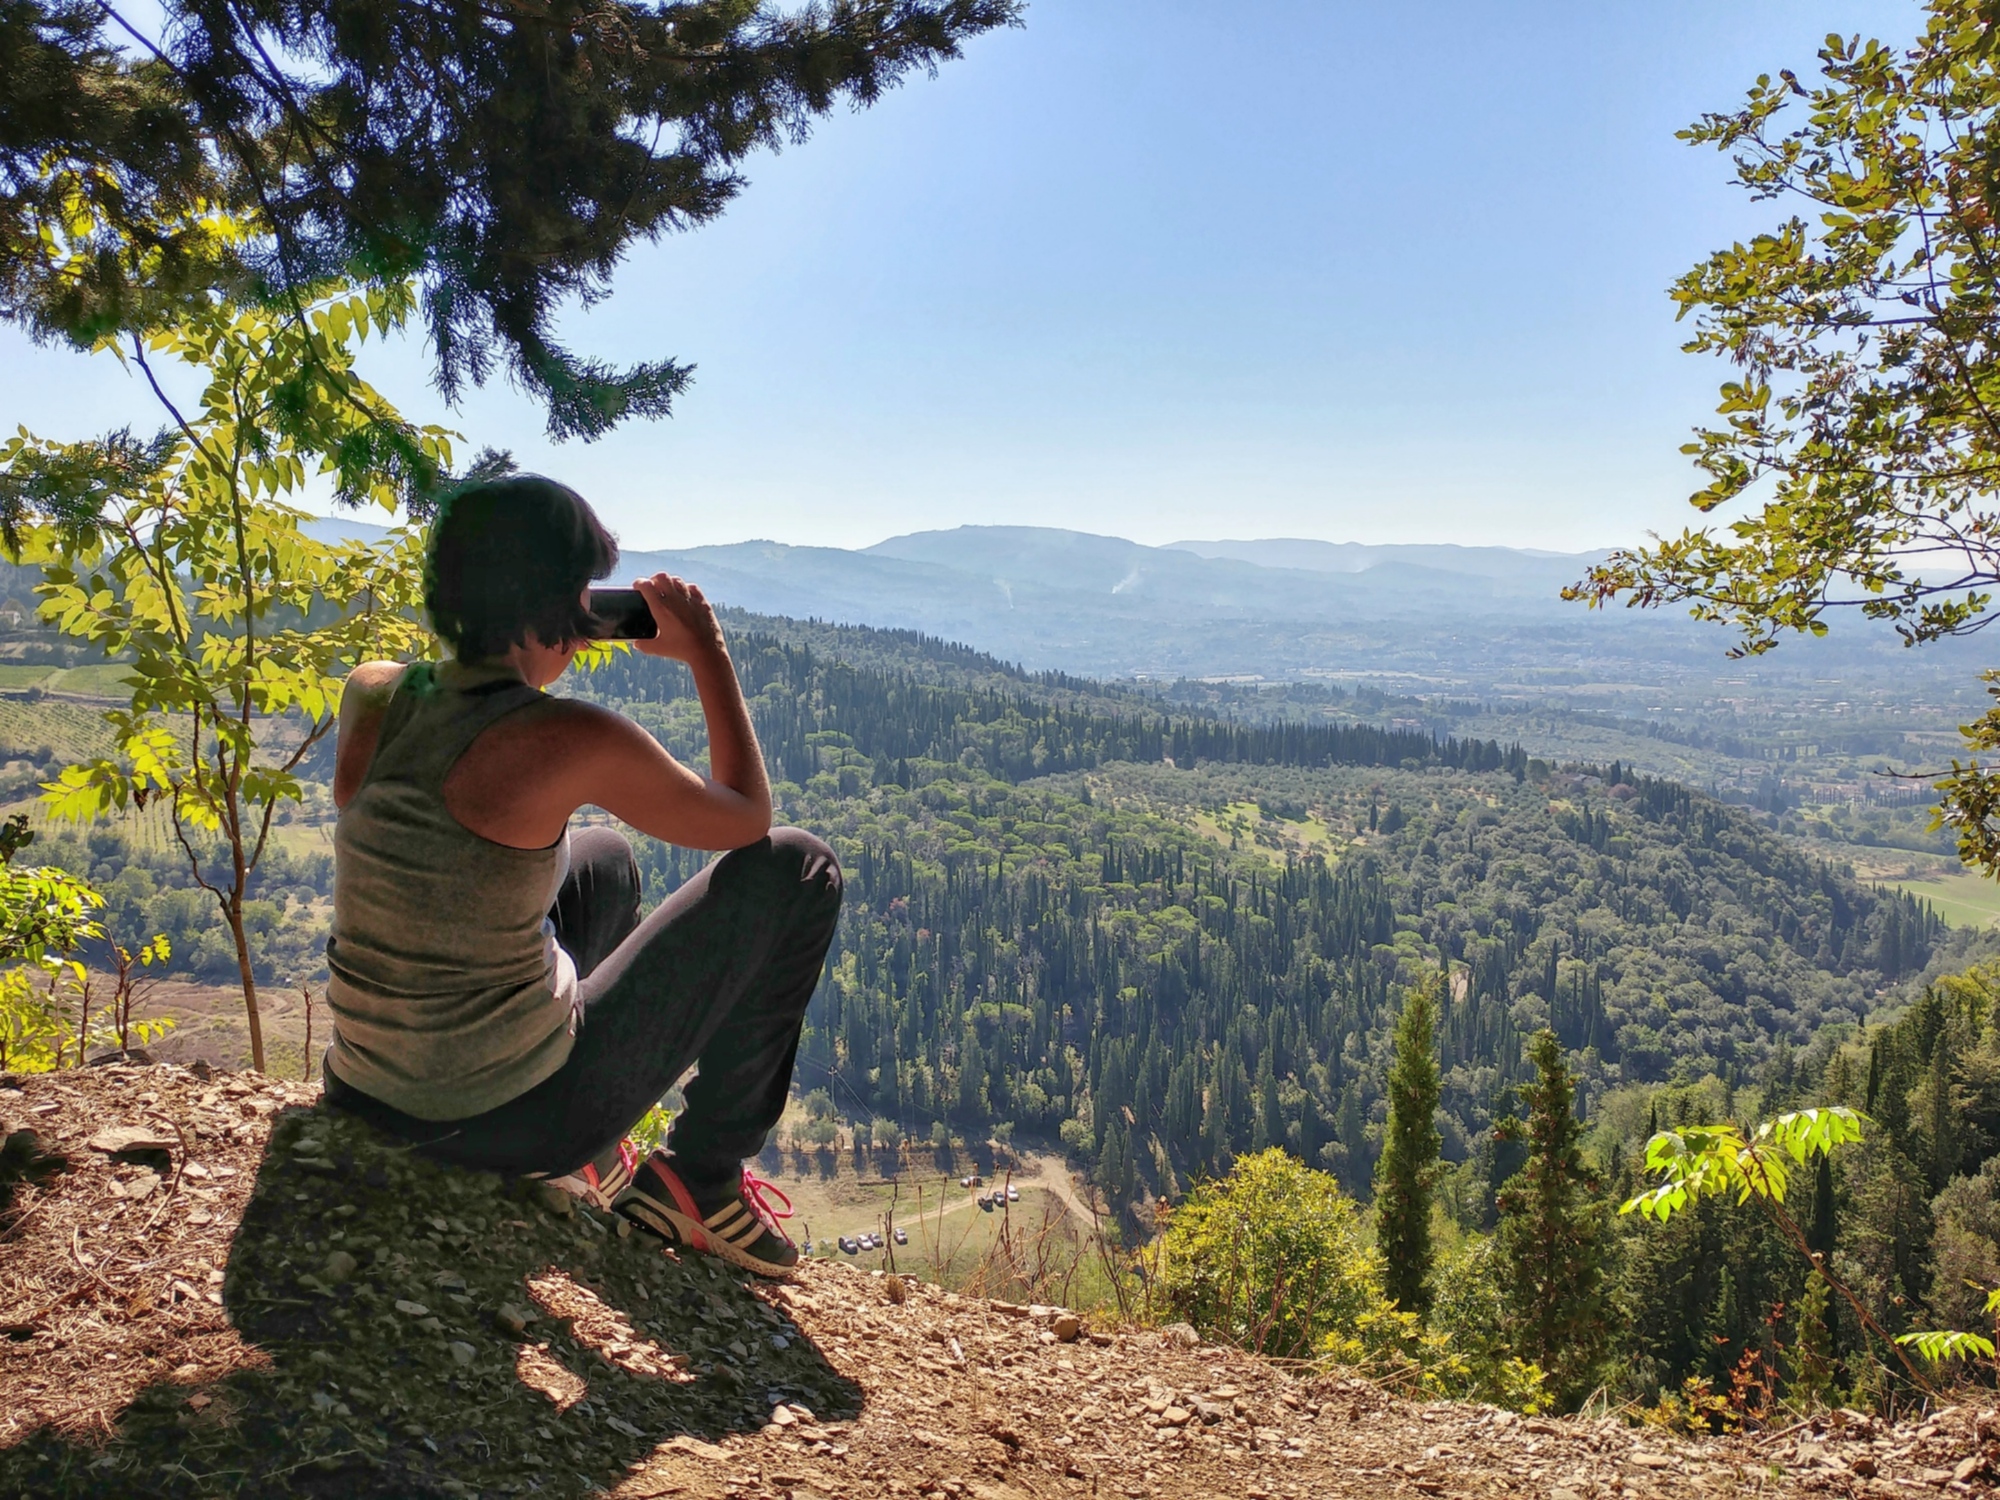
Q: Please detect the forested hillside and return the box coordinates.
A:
[575,633,1951,1207]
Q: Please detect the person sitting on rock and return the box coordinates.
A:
[321,474,840,1278]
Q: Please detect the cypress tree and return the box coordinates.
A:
[1805,1153,1841,1360]
[1375,969,1443,1316]
[1496,1029,1609,1406]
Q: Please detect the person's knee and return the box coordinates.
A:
[733,827,842,908]
[572,825,640,895]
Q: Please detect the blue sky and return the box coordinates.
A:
[0,1,1924,552]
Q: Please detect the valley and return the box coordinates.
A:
[5,547,1999,1415]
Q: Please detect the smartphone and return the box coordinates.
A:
[585,587,658,640]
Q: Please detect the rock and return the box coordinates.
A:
[293,1156,339,1175]
[885,1275,907,1305]
[1194,1400,1230,1425]
[1955,1456,1985,1484]
[1162,1406,1191,1427]
[394,1300,431,1318]
[606,1415,643,1438]
[86,1047,153,1066]
[448,1341,476,1366]
[1629,1453,1673,1469]
[86,1125,175,1160]
[1550,1489,1585,1500]
[116,1171,161,1200]
[769,1404,797,1427]
[1051,1312,1082,1342]
[1160,1322,1199,1349]
[1849,1456,1879,1479]
[493,1305,534,1336]
[529,1180,574,1217]
[322,1250,358,1285]
[666,1435,731,1462]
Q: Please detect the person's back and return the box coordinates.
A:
[327,660,579,1121]
[322,474,841,1279]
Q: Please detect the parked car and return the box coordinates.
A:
[960,1174,983,1189]
[1006,1185,1020,1203]
[838,1236,858,1255]
[859,1233,878,1251]
[893,1228,909,1245]
[978,1195,996,1212]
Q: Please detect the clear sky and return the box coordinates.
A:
[0,0,1925,553]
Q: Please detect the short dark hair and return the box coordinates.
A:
[424,475,619,660]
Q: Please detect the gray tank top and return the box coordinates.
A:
[326,661,579,1121]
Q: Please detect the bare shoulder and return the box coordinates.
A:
[343,660,408,710]
[523,695,654,750]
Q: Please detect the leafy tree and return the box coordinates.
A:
[1,280,439,1070]
[2,0,1021,437]
[1564,3,2000,873]
[1496,1029,1610,1406]
[1375,967,1443,1315]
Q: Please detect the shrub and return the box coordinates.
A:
[1155,1148,1389,1362]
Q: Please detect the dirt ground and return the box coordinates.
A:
[3,1062,1996,1499]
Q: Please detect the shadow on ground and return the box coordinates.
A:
[0,1104,860,1498]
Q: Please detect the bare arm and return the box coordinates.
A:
[442,575,772,851]
[644,573,771,839]
[332,660,408,809]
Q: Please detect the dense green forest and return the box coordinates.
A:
[576,642,1948,1201]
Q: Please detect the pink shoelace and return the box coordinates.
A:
[741,1168,796,1240]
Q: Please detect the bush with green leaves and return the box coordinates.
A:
[1153,1147,1408,1364]
[0,811,105,1071]
[1426,1234,1551,1413]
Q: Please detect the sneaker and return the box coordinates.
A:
[541,1137,639,1213]
[617,1153,799,1278]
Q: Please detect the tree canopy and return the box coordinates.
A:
[1,0,1020,439]
[1565,2,2000,871]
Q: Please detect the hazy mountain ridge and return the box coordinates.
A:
[300,515,1955,689]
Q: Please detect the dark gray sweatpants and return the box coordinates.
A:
[325,826,842,1185]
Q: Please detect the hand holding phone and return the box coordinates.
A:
[591,574,725,663]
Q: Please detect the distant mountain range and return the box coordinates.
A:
[607,525,1638,678]
[305,517,1931,687]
